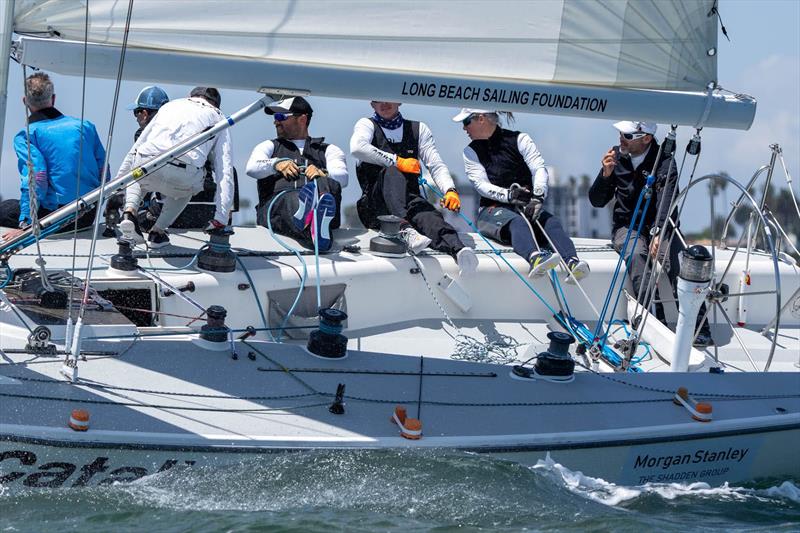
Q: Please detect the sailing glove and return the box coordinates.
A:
[441,188,461,211]
[523,196,545,221]
[508,184,533,206]
[396,157,421,174]
[305,164,328,180]
[275,159,301,180]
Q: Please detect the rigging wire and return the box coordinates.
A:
[65,0,91,347]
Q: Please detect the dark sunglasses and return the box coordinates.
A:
[462,114,477,126]
[621,132,648,140]
[133,108,146,116]
[273,112,296,122]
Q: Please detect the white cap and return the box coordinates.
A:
[613,120,657,135]
[452,108,495,122]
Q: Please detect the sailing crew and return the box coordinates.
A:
[116,87,235,248]
[454,108,589,281]
[351,101,478,275]
[589,120,712,347]
[245,96,346,252]
[0,72,106,241]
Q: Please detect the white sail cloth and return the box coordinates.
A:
[12,0,754,129]
[14,0,717,91]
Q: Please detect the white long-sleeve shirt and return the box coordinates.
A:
[350,118,455,192]
[463,132,549,204]
[116,97,234,224]
[245,139,348,187]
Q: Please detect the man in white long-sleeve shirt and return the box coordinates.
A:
[245,97,346,252]
[455,108,588,282]
[351,101,477,274]
[117,87,234,248]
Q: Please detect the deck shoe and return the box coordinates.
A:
[293,182,317,230]
[119,211,145,243]
[693,329,714,349]
[311,192,336,252]
[528,250,560,278]
[564,257,590,285]
[147,229,170,249]
[456,247,478,276]
[400,227,432,254]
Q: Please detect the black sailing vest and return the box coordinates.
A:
[256,136,329,204]
[355,118,420,196]
[468,128,532,208]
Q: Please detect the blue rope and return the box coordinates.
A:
[234,254,270,336]
[591,175,655,344]
[0,264,12,289]
[600,185,654,348]
[418,177,560,317]
[266,189,309,342]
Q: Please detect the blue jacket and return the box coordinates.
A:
[14,107,106,224]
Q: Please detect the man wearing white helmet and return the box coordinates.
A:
[589,120,712,347]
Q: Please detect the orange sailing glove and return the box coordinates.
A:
[442,188,461,212]
[396,157,421,174]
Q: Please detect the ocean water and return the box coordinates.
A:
[1,450,798,532]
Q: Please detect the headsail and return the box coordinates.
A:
[12,0,755,128]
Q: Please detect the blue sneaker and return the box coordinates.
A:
[293,182,316,231]
[312,193,336,252]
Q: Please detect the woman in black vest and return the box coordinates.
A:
[455,109,589,282]
[351,101,478,275]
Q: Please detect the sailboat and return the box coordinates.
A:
[0,0,798,488]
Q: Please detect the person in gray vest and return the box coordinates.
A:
[455,108,589,282]
[245,96,346,251]
[350,100,478,275]
[590,120,712,347]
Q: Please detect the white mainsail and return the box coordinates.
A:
[11,0,754,128]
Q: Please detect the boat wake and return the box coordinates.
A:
[2,451,798,532]
[532,452,800,506]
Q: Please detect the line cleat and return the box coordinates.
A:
[312,192,336,252]
[456,247,478,276]
[147,229,170,249]
[293,182,317,230]
[528,250,560,278]
[400,227,432,255]
[391,405,422,440]
[673,387,713,422]
[118,212,145,244]
[564,257,590,285]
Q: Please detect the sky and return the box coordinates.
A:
[1,0,798,233]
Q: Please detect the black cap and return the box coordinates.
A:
[190,87,221,108]
[265,96,313,116]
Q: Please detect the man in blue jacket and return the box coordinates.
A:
[0,72,106,240]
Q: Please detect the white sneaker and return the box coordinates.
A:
[400,227,432,254]
[564,258,590,285]
[528,250,560,278]
[456,247,478,276]
[118,213,144,244]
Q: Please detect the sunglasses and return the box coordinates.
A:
[621,132,648,140]
[133,108,146,116]
[462,114,477,126]
[273,112,296,121]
